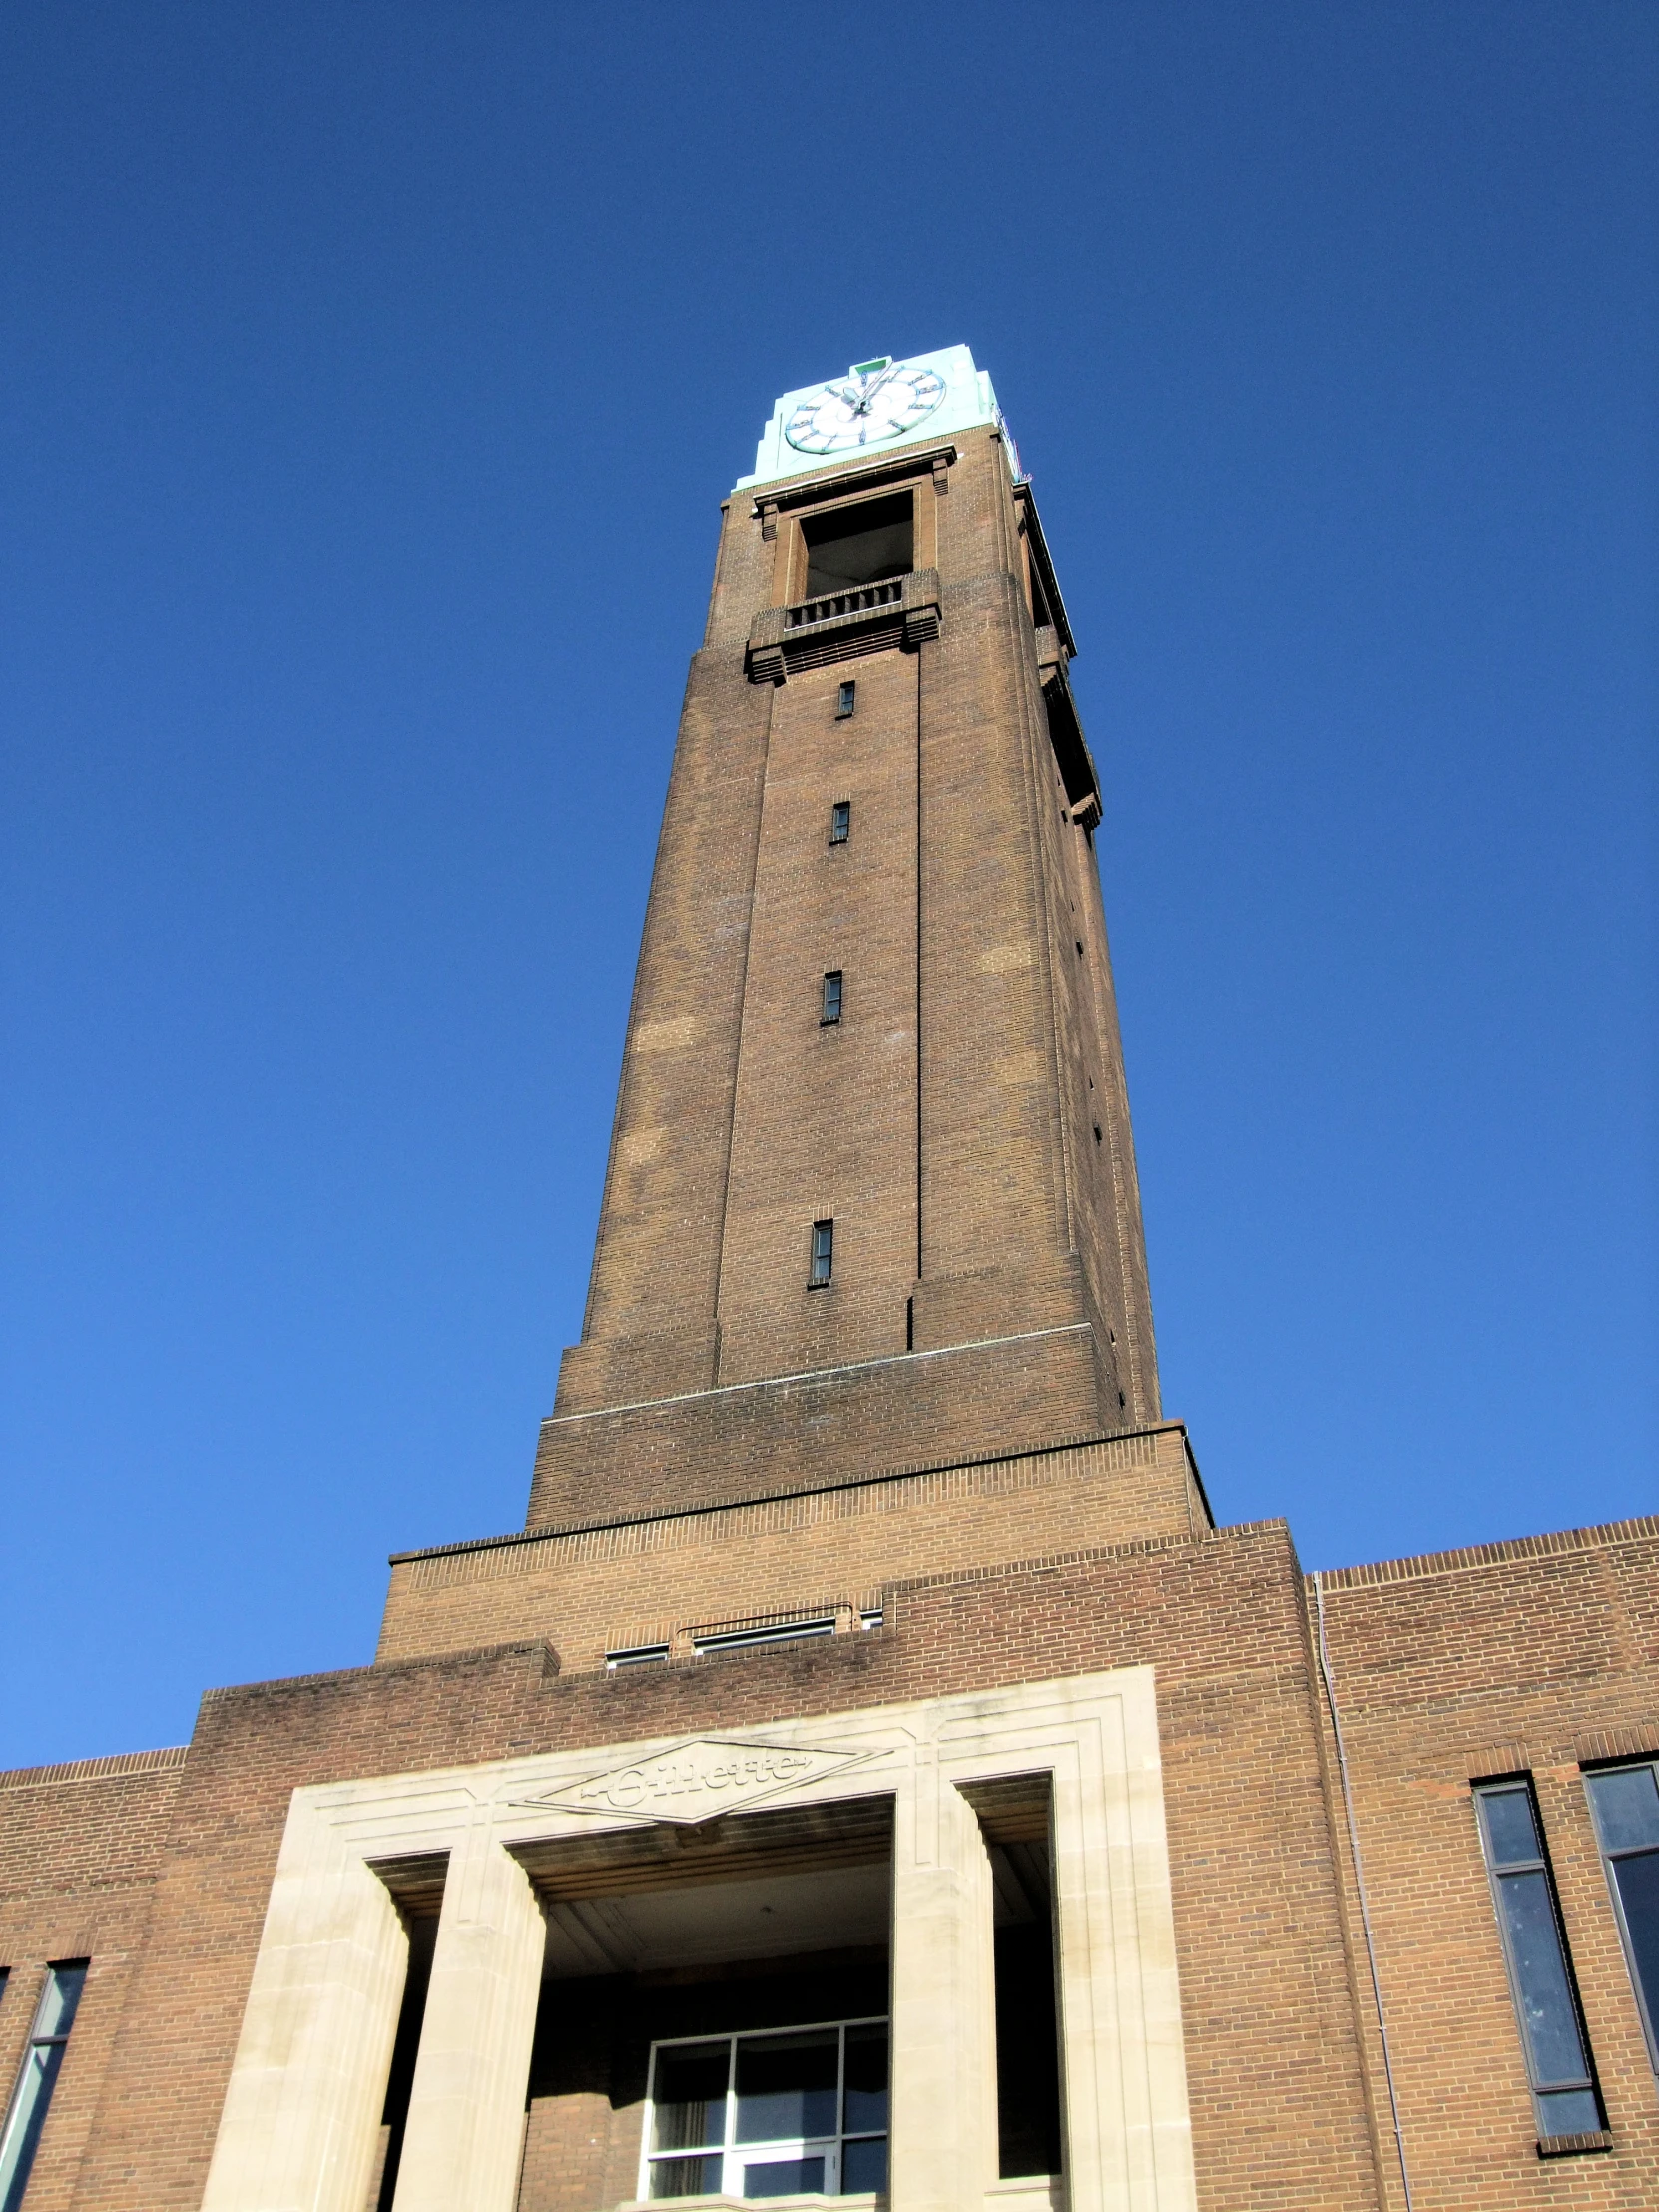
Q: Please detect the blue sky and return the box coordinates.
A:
[3,2,1654,1770]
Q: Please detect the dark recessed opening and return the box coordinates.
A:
[802,493,913,599]
[372,1911,439,2211]
[967,1778,1063,2182]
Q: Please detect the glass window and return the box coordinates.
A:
[1584,1760,1659,2072]
[835,683,856,719]
[1473,1782,1603,2138]
[642,2019,888,2200]
[830,801,850,844]
[809,1220,833,1288]
[0,1960,89,2212]
[821,972,842,1026]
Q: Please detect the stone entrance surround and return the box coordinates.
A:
[200,1669,1196,2212]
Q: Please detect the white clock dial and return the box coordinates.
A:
[785,361,947,455]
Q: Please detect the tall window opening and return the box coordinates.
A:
[830,801,851,845]
[642,2019,888,2200]
[0,1960,89,2212]
[968,1778,1063,2180]
[366,1853,448,2212]
[809,1220,833,1287]
[801,493,913,600]
[835,681,856,719]
[1473,1779,1603,2139]
[821,972,843,1026]
[1583,1760,1659,2072]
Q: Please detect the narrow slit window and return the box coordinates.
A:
[836,681,856,719]
[821,971,842,1025]
[809,1219,833,1287]
[0,1960,89,2212]
[830,800,851,845]
[1583,1760,1659,2072]
[1473,1780,1603,2140]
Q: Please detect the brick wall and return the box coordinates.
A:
[545,427,1153,1520]
[388,1425,1210,1668]
[0,1750,187,2212]
[1308,1517,1659,2209]
[44,1525,1380,2211]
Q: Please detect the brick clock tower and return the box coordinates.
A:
[1,349,1653,2212]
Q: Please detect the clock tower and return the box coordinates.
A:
[533,344,1170,1537]
[16,345,1650,2212]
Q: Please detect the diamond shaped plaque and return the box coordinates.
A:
[513,1737,876,1826]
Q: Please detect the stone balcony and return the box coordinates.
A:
[747,569,942,683]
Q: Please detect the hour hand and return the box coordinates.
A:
[854,365,899,410]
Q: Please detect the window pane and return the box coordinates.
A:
[0,1964,88,2212]
[1482,1787,1541,1868]
[1497,1869,1591,2086]
[649,2154,724,2198]
[30,1964,84,2045]
[842,2025,888,2134]
[1535,2088,1603,2138]
[1608,1850,1659,2032]
[652,2043,729,2153]
[841,2136,888,2193]
[1587,1765,1659,1854]
[743,2155,826,2197]
[735,2029,838,2143]
[0,2043,68,2212]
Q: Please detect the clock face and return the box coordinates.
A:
[785,360,947,455]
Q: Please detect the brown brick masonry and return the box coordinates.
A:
[0,1514,1649,2209]
[385,1421,1212,1668]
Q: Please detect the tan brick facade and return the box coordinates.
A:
[2,361,1651,2211]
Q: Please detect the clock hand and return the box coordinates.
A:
[854,365,901,412]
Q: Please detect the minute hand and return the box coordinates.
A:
[850,366,902,415]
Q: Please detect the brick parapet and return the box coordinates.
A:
[381,1425,1212,1668]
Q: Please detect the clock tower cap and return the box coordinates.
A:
[736,343,1015,492]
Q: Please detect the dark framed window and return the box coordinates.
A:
[821,971,842,1026]
[1583,1760,1659,2073]
[640,2017,888,2199]
[836,681,856,719]
[809,1220,833,1287]
[0,1960,89,2212]
[1473,1780,1603,2139]
[830,801,851,845]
